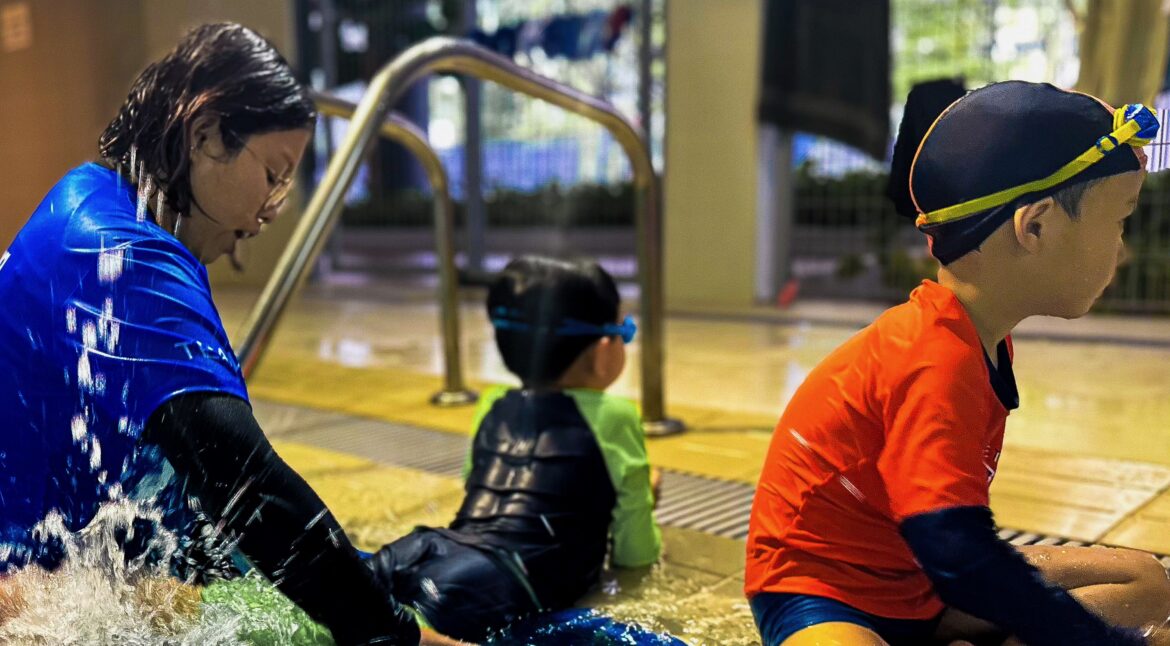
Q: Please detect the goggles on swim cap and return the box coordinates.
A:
[915,103,1159,227]
[490,308,638,344]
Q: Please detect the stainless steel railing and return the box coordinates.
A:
[236,37,682,434]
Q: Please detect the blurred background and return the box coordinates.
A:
[3,0,1168,314]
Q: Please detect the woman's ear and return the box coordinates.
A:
[187,114,224,159]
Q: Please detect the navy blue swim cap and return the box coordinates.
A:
[908,81,1151,264]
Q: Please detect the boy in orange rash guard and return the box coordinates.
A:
[745,81,1170,646]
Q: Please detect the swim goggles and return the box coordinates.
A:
[915,103,1160,227]
[490,307,638,344]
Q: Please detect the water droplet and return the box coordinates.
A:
[70,415,87,444]
[89,437,102,471]
[65,308,77,334]
[76,353,93,391]
[81,322,97,350]
[97,246,124,284]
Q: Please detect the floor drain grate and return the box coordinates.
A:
[254,399,1170,568]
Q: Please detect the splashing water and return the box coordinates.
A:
[588,565,760,646]
[0,500,247,645]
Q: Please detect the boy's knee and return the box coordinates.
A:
[1114,549,1170,605]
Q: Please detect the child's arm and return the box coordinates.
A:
[574,392,662,568]
[609,456,662,568]
[882,364,1143,646]
[901,506,1145,646]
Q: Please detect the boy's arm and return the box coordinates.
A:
[575,392,662,568]
[881,363,1143,646]
[901,506,1145,646]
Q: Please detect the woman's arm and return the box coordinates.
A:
[143,393,421,646]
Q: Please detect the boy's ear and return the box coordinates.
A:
[590,337,612,375]
[1012,197,1054,254]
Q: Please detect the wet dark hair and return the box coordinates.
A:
[98,22,316,217]
[1049,177,1104,220]
[487,256,621,387]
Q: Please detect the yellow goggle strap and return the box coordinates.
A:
[916,104,1156,227]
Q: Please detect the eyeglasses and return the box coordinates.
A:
[240,143,293,212]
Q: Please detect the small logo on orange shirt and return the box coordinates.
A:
[984,449,1002,484]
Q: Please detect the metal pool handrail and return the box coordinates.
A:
[236,37,682,435]
[308,91,475,407]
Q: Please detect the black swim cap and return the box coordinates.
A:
[908,81,1155,264]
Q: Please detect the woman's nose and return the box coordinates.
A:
[258,205,280,226]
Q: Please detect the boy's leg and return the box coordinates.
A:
[371,529,540,642]
[936,545,1170,644]
[778,622,890,645]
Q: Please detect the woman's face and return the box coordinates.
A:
[184,121,312,264]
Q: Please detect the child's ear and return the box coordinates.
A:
[1013,198,1054,253]
[590,337,613,375]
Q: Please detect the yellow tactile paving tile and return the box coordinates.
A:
[989,450,1170,541]
[269,441,465,551]
[1101,489,1170,555]
[251,354,779,481]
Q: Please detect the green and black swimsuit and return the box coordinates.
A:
[370,386,662,642]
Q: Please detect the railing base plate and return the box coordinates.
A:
[430,389,479,408]
[644,417,686,437]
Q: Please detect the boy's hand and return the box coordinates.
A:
[650,466,663,509]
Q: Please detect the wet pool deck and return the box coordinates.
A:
[215,279,1170,645]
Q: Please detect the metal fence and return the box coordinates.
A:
[791,0,1170,313]
[296,0,1169,312]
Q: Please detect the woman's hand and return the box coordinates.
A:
[0,574,27,625]
[419,627,478,645]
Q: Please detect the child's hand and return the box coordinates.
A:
[650,466,663,509]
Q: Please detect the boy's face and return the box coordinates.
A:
[1044,170,1144,317]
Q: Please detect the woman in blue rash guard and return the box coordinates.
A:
[0,22,465,646]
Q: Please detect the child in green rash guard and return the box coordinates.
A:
[369,256,663,643]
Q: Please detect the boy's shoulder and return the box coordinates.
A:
[870,281,983,357]
[564,389,640,423]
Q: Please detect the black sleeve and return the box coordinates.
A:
[142,393,420,646]
[900,506,1146,646]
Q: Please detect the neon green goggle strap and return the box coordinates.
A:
[915,103,1159,227]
